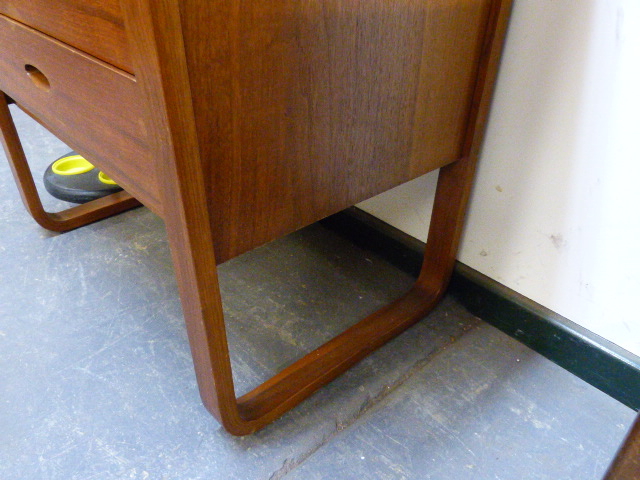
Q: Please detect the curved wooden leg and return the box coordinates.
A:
[123,0,510,436]
[161,154,478,436]
[235,156,478,428]
[603,414,640,480]
[0,93,140,232]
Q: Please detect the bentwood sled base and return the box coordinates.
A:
[0,0,513,435]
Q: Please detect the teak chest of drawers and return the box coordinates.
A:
[0,0,512,435]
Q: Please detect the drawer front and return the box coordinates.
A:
[0,14,161,213]
[0,0,131,72]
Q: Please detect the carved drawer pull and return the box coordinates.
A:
[24,64,50,92]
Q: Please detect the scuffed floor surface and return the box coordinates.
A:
[0,106,635,479]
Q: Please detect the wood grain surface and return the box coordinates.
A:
[119,0,513,434]
[0,0,513,435]
[179,0,494,263]
[0,14,161,213]
[0,0,131,72]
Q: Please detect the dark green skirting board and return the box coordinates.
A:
[321,207,640,411]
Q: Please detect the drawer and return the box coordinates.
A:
[0,0,131,72]
[0,14,162,214]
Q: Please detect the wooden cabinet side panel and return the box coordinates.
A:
[179,0,492,262]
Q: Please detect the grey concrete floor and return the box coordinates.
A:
[0,106,635,480]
